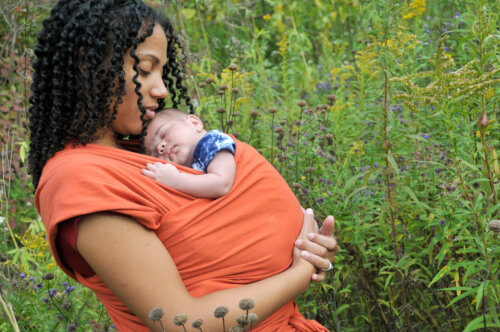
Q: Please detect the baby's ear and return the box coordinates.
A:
[187,114,204,131]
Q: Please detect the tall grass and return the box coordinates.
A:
[1,0,498,330]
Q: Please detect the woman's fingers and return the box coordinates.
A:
[295,211,338,282]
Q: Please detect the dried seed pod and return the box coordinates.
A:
[292,183,302,189]
[297,100,307,107]
[279,119,287,126]
[239,298,255,310]
[327,94,336,102]
[43,273,54,280]
[217,107,226,114]
[228,64,238,71]
[205,77,214,84]
[269,107,278,114]
[217,90,225,96]
[173,314,188,326]
[199,82,207,88]
[214,306,229,318]
[149,307,164,322]
[247,313,259,325]
[382,140,392,152]
[306,166,314,173]
[219,84,229,91]
[478,114,489,128]
[192,318,203,329]
[488,220,500,233]
[231,87,240,94]
[236,314,248,327]
[250,110,259,117]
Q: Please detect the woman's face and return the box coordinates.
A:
[101,24,168,146]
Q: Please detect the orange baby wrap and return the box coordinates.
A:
[35,140,328,331]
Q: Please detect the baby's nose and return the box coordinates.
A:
[157,142,166,155]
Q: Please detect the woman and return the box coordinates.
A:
[29,1,338,331]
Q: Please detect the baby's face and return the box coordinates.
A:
[145,114,204,166]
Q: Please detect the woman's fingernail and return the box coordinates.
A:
[295,239,303,246]
[307,233,315,240]
[306,208,313,214]
[301,251,310,258]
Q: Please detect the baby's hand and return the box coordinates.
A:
[142,162,180,186]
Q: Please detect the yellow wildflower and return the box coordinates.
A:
[403,0,426,19]
[349,141,365,155]
[262,14,271,20]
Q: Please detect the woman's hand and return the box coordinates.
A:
[295,208,338,282]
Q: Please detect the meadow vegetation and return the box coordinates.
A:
[1,0,499,330]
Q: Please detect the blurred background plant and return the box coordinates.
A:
[1,0,498,330]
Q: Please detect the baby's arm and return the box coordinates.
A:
[143,151,236,198]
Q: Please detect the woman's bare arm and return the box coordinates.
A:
[77,210,326,331]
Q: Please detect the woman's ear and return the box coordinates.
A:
[187,114,204,132]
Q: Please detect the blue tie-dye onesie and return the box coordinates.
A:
[192,130,236,172]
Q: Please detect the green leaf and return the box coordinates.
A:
[475,280,487,311]
[334,304,350,315]
[400,185,431,211]
[386,152,400,177]
[463,314,500,332]
[428,265,450,288]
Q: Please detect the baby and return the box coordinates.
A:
[142,108,236,198]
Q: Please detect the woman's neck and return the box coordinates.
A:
[91,130,121,149]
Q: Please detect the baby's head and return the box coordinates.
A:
[145,108,206,165]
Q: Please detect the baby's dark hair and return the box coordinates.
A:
[28,0,193,189]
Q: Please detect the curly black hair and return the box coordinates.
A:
[28,0,193,189]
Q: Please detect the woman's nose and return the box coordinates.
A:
[151,77,168,99]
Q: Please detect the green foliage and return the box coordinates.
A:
[1,0,499,331]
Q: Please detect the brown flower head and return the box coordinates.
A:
[238,298,255,310]
[250,110,259,117]
[219,84,229,91]
[192,318,203,329]
[42,273,54,280]
[228,64,238,71]
[205,77,214,84]
[236,314,248,327]
[214,306,229,318]
[231,87,240,94]
[148,307,164,322]
[248,313,259,325]
[199,82,207,88]
[217,107,226,114]
[269,107,278,114]
[327,94,336,102]
[478,114,489,129]
[297,100,307,107]
[173,314,188,326]
[488,220,500,233]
